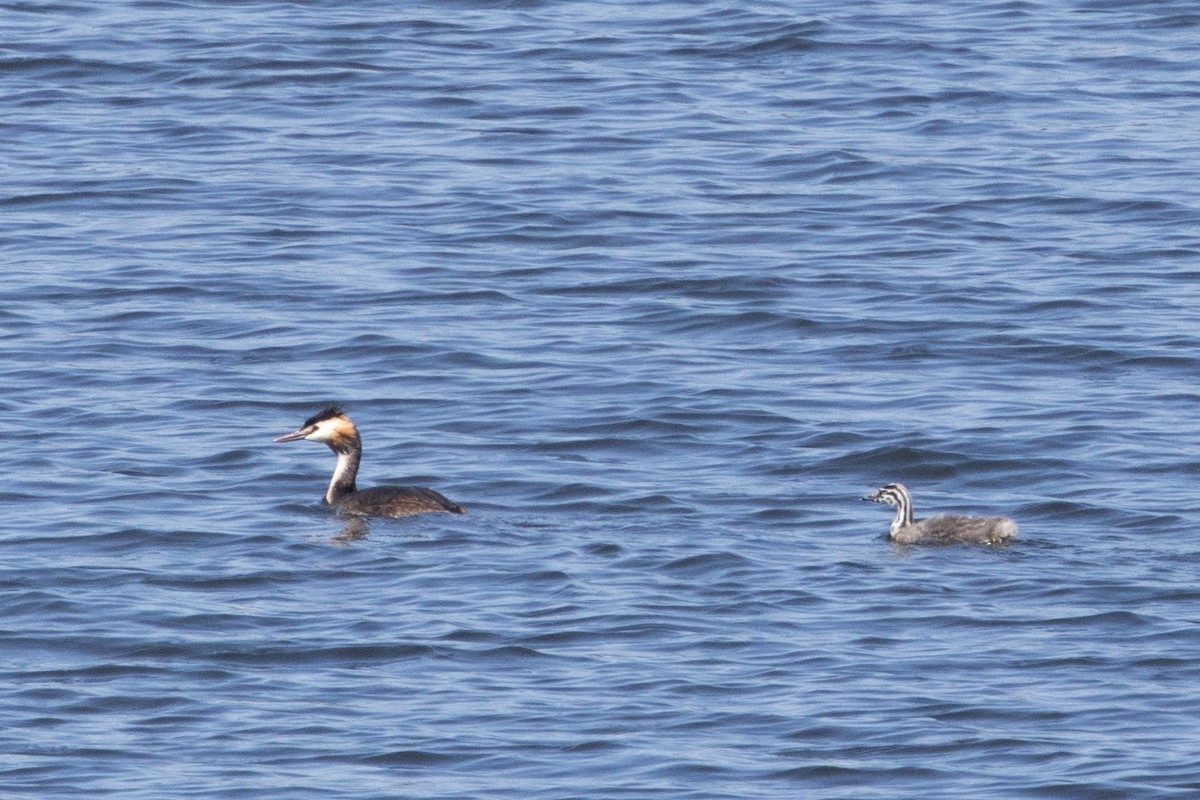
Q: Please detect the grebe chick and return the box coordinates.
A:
[274,405,465,518]
[863,483,1016,545]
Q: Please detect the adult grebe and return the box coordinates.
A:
[274,405,465,518]
[863,483,1016,545]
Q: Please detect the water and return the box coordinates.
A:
[4,1,1200,797]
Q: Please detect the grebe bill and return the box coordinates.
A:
[274,405,465,518]
[863,483,1015,545]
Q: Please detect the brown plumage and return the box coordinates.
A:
[274,406,465,518]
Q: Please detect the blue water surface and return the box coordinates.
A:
[3,1,1200,797]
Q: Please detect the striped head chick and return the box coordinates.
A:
[863,482,914,538]
[863,482,1017,546]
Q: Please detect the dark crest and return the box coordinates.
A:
[304,405,345,427]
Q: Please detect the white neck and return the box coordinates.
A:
[325,448,359,504]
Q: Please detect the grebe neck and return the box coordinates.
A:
[325,433,361,505]
[890,486,914,537]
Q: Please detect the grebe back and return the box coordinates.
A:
[863,483,1015,545]
[274,405,465,518]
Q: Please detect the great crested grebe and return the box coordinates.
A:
[274,405,465,518]
[863,483,1016,545]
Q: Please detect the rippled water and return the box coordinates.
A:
[4,1,1200,797]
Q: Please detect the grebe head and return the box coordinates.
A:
[273,405,359,449]
[862,483,910,508]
